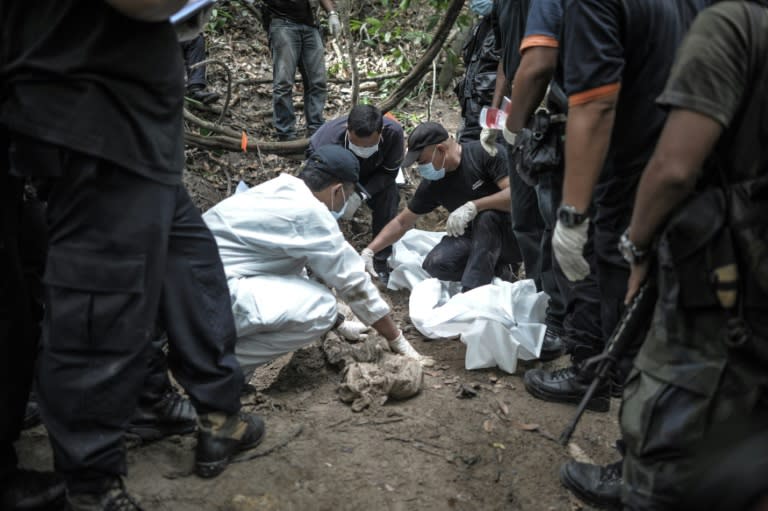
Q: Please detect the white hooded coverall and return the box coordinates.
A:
[203,174,390,371]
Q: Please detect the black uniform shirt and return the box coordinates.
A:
[264,0,315,26]
[0,1,185,184]
[408,141,508,215]
[493,0,532,79]
[308,115,404,197]
[562,0,713,202]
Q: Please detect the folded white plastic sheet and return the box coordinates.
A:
[388,229,549,374]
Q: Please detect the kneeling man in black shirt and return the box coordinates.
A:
[361,122,520,292]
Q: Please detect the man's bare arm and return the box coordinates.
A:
[628,109,723,249]
[491,61,510,109]
[506,47,558,133]
[104,0,187,21]
[366,208,420,254]
[473,176,511,212]
[562,92,618,212]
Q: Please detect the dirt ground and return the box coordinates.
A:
[17,188,621,511]
[16,7,622,509]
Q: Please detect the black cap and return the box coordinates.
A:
[402,122,450,167]
[306,145,370,199]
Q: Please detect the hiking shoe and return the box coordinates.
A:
[523,365,610,412]
[127,389,197,443]
[0,469,65,510]
[560,460,622,510]
[23,400,42,430]
[195,412,265,479]
[186,85,220,105]
[66,478,142,511]
[539,328,564,361]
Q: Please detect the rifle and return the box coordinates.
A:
[558,276,658,446]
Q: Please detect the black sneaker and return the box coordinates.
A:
[195,412,265,479]
[0,469,65,511]
[127,390,197,443]
[67,478,143,511]
[373,260,390,286]
[560,460,622,510]
[23,400,42,430]
[539,328,564,361]
[186,85,220,105]
[523,364,610,412]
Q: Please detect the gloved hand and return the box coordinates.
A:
[336,319,370,342]
[480,128,499,156]
[328,11,341,38]
[502,124,518,146]
[341,192,363,220]
[446,201,478,237]
[360,248,377,277]
[389,331,435,367]
[552,218,590,281]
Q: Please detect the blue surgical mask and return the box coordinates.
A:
[330,186,348,220]
[470,0,492,17]
[417,146,447,181]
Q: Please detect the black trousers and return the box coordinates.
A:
[7,137,243,492]
[535,171,568,329]
[181,33,207,88]
[422,210,521,290]
[0,165,47,480]
[366,181,399,269]
[507,146,544,290]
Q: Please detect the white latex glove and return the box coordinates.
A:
[341,192,363,220]
[480,128,498,156]
[552,218,590,282]
[336,319,370,342]
[446,201,478,237]
[360,248,377,277]
[328,12,341,38]
[389,331,435,367]
[502,124,518,146]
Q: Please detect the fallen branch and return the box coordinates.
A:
[232,424,304,463]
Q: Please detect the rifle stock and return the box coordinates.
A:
[558,277,658,446]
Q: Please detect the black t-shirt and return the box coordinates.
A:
[0,1,185,184]
[264,0,315,26]
[308,115,404,197]
[562,0,713,203]
[658,1,768,184]
[493,0,531,80]
[408,141,508,215]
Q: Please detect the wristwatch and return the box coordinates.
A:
[619,229,648,265]
[557,204,588,228]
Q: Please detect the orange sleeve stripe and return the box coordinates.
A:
[568,83,621,107]
[520,35,559,53]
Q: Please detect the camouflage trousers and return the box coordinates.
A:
[620,303,768,510]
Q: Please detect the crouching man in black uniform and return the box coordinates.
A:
[1,1,264,508]
[362,122,521,293]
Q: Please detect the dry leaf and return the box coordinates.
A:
[517,422,540,432]
[497,401,509,416]
[483,419,494,433]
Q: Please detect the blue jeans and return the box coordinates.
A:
[269,18,327,139]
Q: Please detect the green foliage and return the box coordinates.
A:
[207,4,235,33]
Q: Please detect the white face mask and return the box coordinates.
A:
[348,141,379,159]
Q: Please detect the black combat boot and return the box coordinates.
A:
[539,324,565,362]
[559,460,622,510]
[67,478,143,511]
[0,469,65,510]
[523,362,610,412]
[195,412,265,479]
[126,388,197,443]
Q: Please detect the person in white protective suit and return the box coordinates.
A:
[203,145,431,371]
